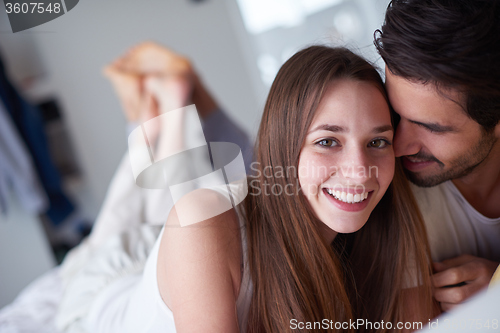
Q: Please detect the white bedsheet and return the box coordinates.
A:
[0,267,62,333]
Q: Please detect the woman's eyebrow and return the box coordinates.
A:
[372,125,393,133]
[309,124,393,134]
[309,124,347,133]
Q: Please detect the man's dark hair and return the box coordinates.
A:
[375,0,500,130]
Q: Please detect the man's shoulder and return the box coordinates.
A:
[409,181,461,233]
[410,181,470,261]
[410,181,451,207]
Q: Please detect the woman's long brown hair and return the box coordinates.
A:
[242,46,435,332]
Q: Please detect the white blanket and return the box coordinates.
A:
[0,267,62,333]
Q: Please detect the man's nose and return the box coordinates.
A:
[394,120,421,157]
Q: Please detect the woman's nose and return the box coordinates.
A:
[338,147,371,180]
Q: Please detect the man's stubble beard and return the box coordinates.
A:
[405,131,497,188]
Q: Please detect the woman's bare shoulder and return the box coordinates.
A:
[157,189,243,332]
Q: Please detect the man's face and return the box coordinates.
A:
[385,67,497,187]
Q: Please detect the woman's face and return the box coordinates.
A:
[298,79,395,242]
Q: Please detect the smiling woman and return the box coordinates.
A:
[149,45,439,333]
[240,45,438,332]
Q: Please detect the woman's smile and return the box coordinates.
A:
[322,187,373,212]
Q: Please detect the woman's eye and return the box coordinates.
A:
[317,139,338,147]
[369,139,391,148]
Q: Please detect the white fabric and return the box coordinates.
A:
[56,217,252,333]
[56,225,161,333]
[0,268,62,333]
[412,181,500,262]
[418,283,500,332]
[84,152,170,250]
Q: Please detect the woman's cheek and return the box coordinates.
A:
[298,150,338,198]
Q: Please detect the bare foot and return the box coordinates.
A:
[104,42,217,123]
[119,41,192,76]
[121,42,218,118]
[103,61,143,122]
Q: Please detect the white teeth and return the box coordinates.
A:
[325,189,370,204]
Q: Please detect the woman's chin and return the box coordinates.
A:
[322,216,369,235]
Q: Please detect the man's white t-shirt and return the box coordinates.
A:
[411,181,500,263]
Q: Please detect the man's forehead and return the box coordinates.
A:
[384,68,466,123]
[385,66,445,96]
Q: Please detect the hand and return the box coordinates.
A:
[432,255,499,312]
